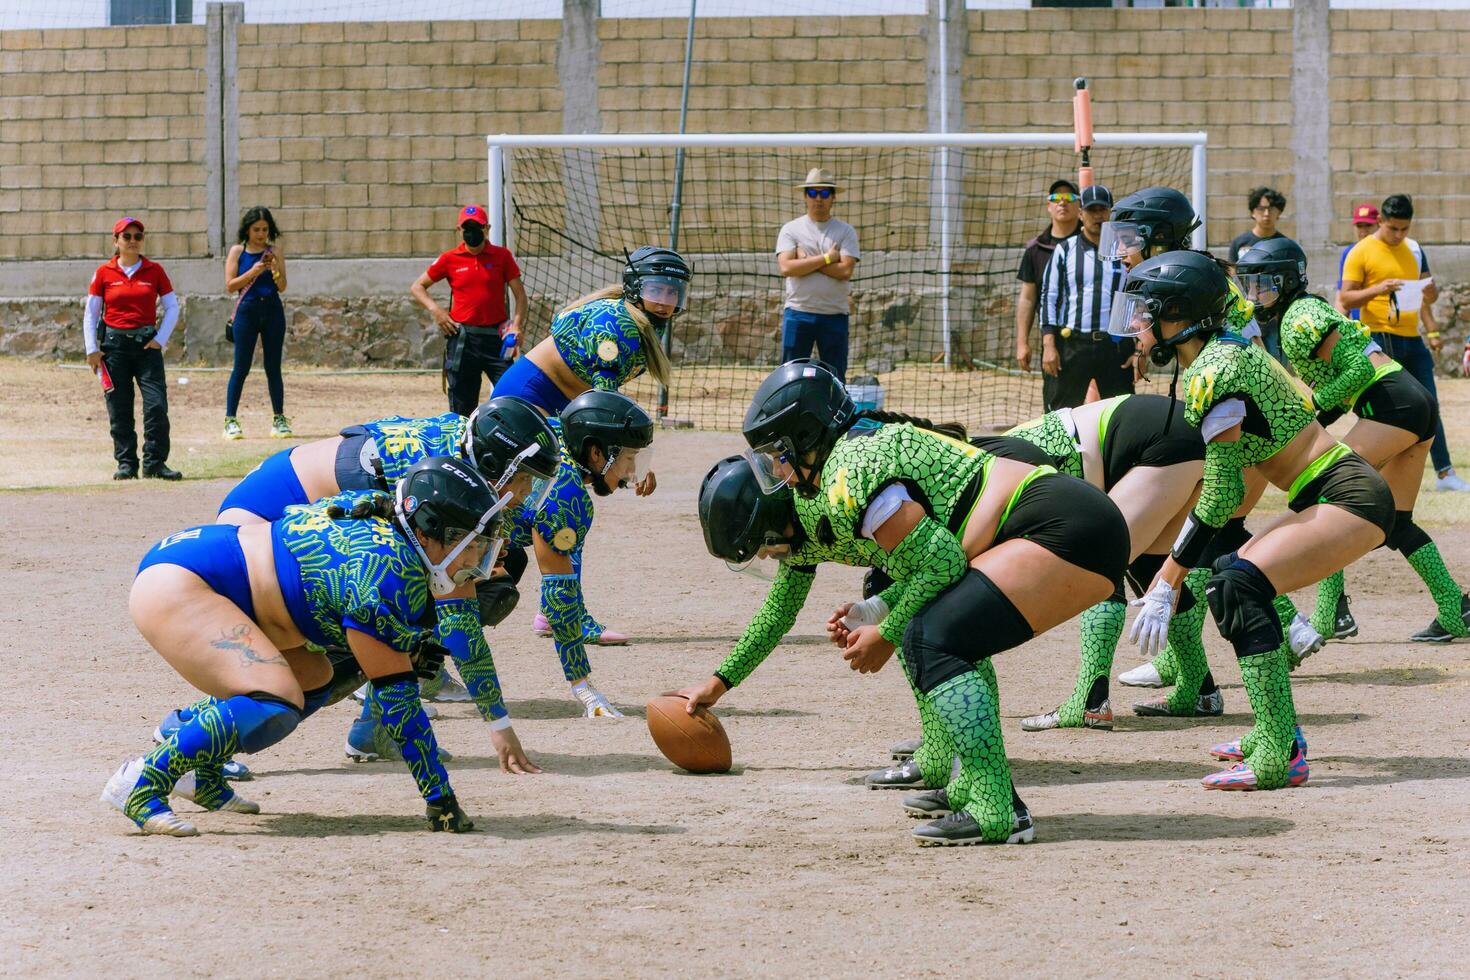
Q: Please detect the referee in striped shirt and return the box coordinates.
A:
[1038,184,1135,411]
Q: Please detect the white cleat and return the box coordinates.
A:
[573,681,623,718]
[171,772,261,814]
[101,759,199,837]
[1118,662,1166,688]
[1288,613,1325,666]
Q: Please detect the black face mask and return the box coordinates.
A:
[462,224,486,248]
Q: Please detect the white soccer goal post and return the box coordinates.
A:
[485,131,1207,429]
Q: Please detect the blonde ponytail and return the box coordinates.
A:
[560,284,673,388]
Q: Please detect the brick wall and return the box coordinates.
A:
[1329,7,1470,246]
[235,19,562,258]
[0,25,207,261]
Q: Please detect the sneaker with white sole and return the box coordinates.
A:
[222,417,243,441]
[1118,662,1167,688]
[172,771,260,814]
[1434,470,1470,493]
[912,800,1034,846]
[572,680,623,718]
[101,758,198,837]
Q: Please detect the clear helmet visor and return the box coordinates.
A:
[639,275,688,313]
[1107,290,1155,339]
[1099,221,1148,262]
[742,445,797,495]
[1236,272,1282,309]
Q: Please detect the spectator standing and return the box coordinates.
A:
[222,206,290,440]
[412,204,527,417]
[1015,178,1080,372]
[776,167,859,382]
[1339,193,1466,492]
[83,216,182,481]
[1038,184,1132,410]
[1227,186,1287,263]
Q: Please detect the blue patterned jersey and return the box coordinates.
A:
[273,492,436,653]
[342,413,468,485]
[550,297,651,391]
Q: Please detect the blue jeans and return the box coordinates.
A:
[1372,332,1451,474]
[781,308,849,382]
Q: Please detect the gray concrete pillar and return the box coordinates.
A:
[1290,0,1331,251]
[558,0,603,280]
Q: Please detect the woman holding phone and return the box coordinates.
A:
[223,206,291,440]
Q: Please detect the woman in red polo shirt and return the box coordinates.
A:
[410,204,528,417]
[83,216,182,481]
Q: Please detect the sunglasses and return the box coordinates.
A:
[120,232,145,242]
[804,188,834,199]
[1048,193,1079,204]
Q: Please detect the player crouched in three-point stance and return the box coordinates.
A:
[103,457,506,835]
[157,396,559,775]
[1237,236,1470,644]
[1113,251,1394,790]
[723,360,1129,845]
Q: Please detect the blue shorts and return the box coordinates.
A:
[137,524,257,621]
[218,448,310,521]
[491,355,572,416]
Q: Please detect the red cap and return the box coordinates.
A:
[112,216,144,236]
[458,205,488,227]
[1351,203,1379,226]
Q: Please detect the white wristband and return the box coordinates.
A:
[488,716,514,731]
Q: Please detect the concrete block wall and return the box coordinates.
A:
[0,25,208,260]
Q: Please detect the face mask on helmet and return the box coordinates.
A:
[461,223,486,248]
[1235,272,1283,309]
[1099,221,1149,262]
[396,483,510,597]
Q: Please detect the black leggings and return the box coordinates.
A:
[226,296,286,416]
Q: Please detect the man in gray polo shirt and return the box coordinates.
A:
[776,167,860,380]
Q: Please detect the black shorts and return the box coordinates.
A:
[1288,450,1394,537]
[970,434,1057,469]
[1101,394,1204,491]
[1355,368,1438,443]
[994,471,1130,588]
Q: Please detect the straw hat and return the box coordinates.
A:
[796,167,841,191]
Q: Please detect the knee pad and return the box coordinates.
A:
[500,545,528,585]
[476,575,520,627]
[1204,559,1282,658]
[863,567,894,600]
[1384,511,1432,554]
[1125,553,1195,615]
[904,570,1033,695]
[225,693,302,754]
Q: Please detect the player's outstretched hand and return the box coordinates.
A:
[843,625,896,675]
[491,725,542,775]
[425,794,476,833]
[675,676,727,715]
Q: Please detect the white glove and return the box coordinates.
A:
[572,680,623,719]
[841,595,890,630]
[1128,579,1176,661]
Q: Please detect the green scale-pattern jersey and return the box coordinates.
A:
[798,422,992,646]
[713,519,889,689]
[1005,411,1084,478]
[1279,295,1387,413]
[1182,332,1315,527]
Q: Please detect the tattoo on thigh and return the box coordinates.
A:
[213,623,286,667]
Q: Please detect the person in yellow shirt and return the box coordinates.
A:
[1339,194,1467,492]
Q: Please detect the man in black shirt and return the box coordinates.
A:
[1014,179,1080,372]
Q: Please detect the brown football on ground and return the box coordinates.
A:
[645,694,732,774]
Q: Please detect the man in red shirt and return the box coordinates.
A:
[411,205,528,416]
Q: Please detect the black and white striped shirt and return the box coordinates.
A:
[1039,232,1127,337]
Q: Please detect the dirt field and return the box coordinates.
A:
[3,357,1469,977]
